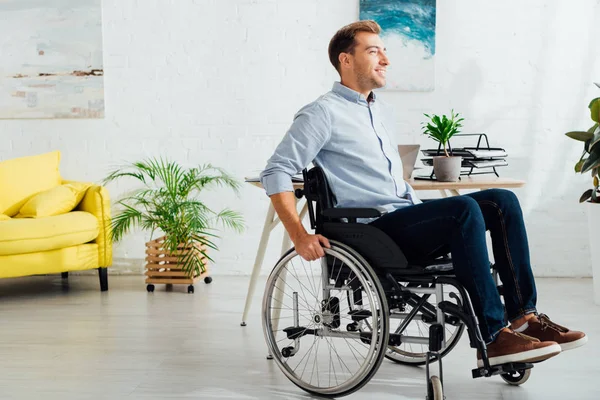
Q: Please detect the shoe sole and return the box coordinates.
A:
[560,335,588,351]
[477,343,562,368]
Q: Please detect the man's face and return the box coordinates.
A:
[344,32,390,91]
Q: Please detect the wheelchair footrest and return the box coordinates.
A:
[348,309,371,322]
[472,362,533,379]
[283,326,316,340]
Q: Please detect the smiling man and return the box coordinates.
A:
[259,20,586,368]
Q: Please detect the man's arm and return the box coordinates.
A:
[270,191,330,261]
[260,102,332,261]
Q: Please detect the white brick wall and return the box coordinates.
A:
[0,0,598,277]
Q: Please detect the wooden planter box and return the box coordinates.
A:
[145,236,211,293]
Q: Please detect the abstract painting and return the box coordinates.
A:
[0,0,104,119]
[359,0,436,91]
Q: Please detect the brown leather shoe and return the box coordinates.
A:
[521,314,588,351]
[477,328,561,367]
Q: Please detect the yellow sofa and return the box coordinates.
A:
[0,151,112,291]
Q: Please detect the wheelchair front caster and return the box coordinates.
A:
[501,368,531,386]
[147,284,155,292]
[281,346,294,358]
[204,276,212,284]
[187,285,194,294]
[427,375,443,400]
[347,323,358,332]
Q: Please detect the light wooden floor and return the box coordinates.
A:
[0,275,597,400]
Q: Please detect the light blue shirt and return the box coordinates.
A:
[260,82,421,220]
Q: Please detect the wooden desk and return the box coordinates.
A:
[240,176,525,326]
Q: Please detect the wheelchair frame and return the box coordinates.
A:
[262,166,533,399]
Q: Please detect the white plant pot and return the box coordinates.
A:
[587,202,600,304]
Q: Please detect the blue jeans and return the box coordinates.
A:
[369,189,537,343]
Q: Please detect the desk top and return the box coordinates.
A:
[245,176,525,191]
[408,176,525,190]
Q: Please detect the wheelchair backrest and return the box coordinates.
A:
[300,166,411,273]
[301,166,337,232]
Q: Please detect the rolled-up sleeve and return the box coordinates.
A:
[260,102,331,196]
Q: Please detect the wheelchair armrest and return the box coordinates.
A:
[322,207,386,219]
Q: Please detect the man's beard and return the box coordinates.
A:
[357,69,385,90]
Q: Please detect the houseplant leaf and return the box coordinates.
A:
[582,147,600,173]
[589,127,600,153]
[580,189,593,203]
[566,131,594,142]
[590,97,600,123]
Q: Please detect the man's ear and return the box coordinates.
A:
[338,52,351,70]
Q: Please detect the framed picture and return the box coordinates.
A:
[360,0,436,92]
[0,0,105,119]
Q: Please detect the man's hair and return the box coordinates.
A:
[328,20,381,73]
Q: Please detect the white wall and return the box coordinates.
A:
[1,0,599,277]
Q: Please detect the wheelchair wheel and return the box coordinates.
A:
[262,242,389,398]
[428,375,443,400]
[501,368,531,386]
[385,282,465,365]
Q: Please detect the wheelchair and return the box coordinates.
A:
[261,167,534,399]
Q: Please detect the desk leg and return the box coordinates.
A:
[241,204,277,326]
[439,189,448,198]
[448,189,461,197]
[267,200,308,359]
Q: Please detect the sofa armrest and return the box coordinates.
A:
[73,183,112,267]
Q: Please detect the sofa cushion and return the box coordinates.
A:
[0,151,62,216]
[0,211,99,256]
[0,244,99,279]
[17,185,78,218]
[65,181,92,205]
[15,182,91,218]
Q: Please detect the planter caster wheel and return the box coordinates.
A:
[188,285,194,294]
[147,284,155,292]
[204,276,213,284]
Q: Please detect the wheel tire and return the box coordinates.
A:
[501,368,531,386]
[204,276,213,284]
[147,284,155,293]
[187,285,194,294]
[428,376,443,400]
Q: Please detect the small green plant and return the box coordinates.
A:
[565,83,600,203]
[103,157,245,277]
[422,110,465,157]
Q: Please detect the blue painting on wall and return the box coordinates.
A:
[360,0,436,91]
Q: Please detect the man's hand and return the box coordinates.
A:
[293,233,331,261]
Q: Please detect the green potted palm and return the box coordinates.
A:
[422,110,464,182]
[565,82,600,304]
[103,157,245,293]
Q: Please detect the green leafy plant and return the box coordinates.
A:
[103,157,245,277]
[422,110,465,157]
[565,83,600,203]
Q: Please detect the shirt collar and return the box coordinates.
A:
[332,82,376,106]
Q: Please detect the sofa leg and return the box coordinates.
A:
[61,272,69,279]
[98,267,108,291]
